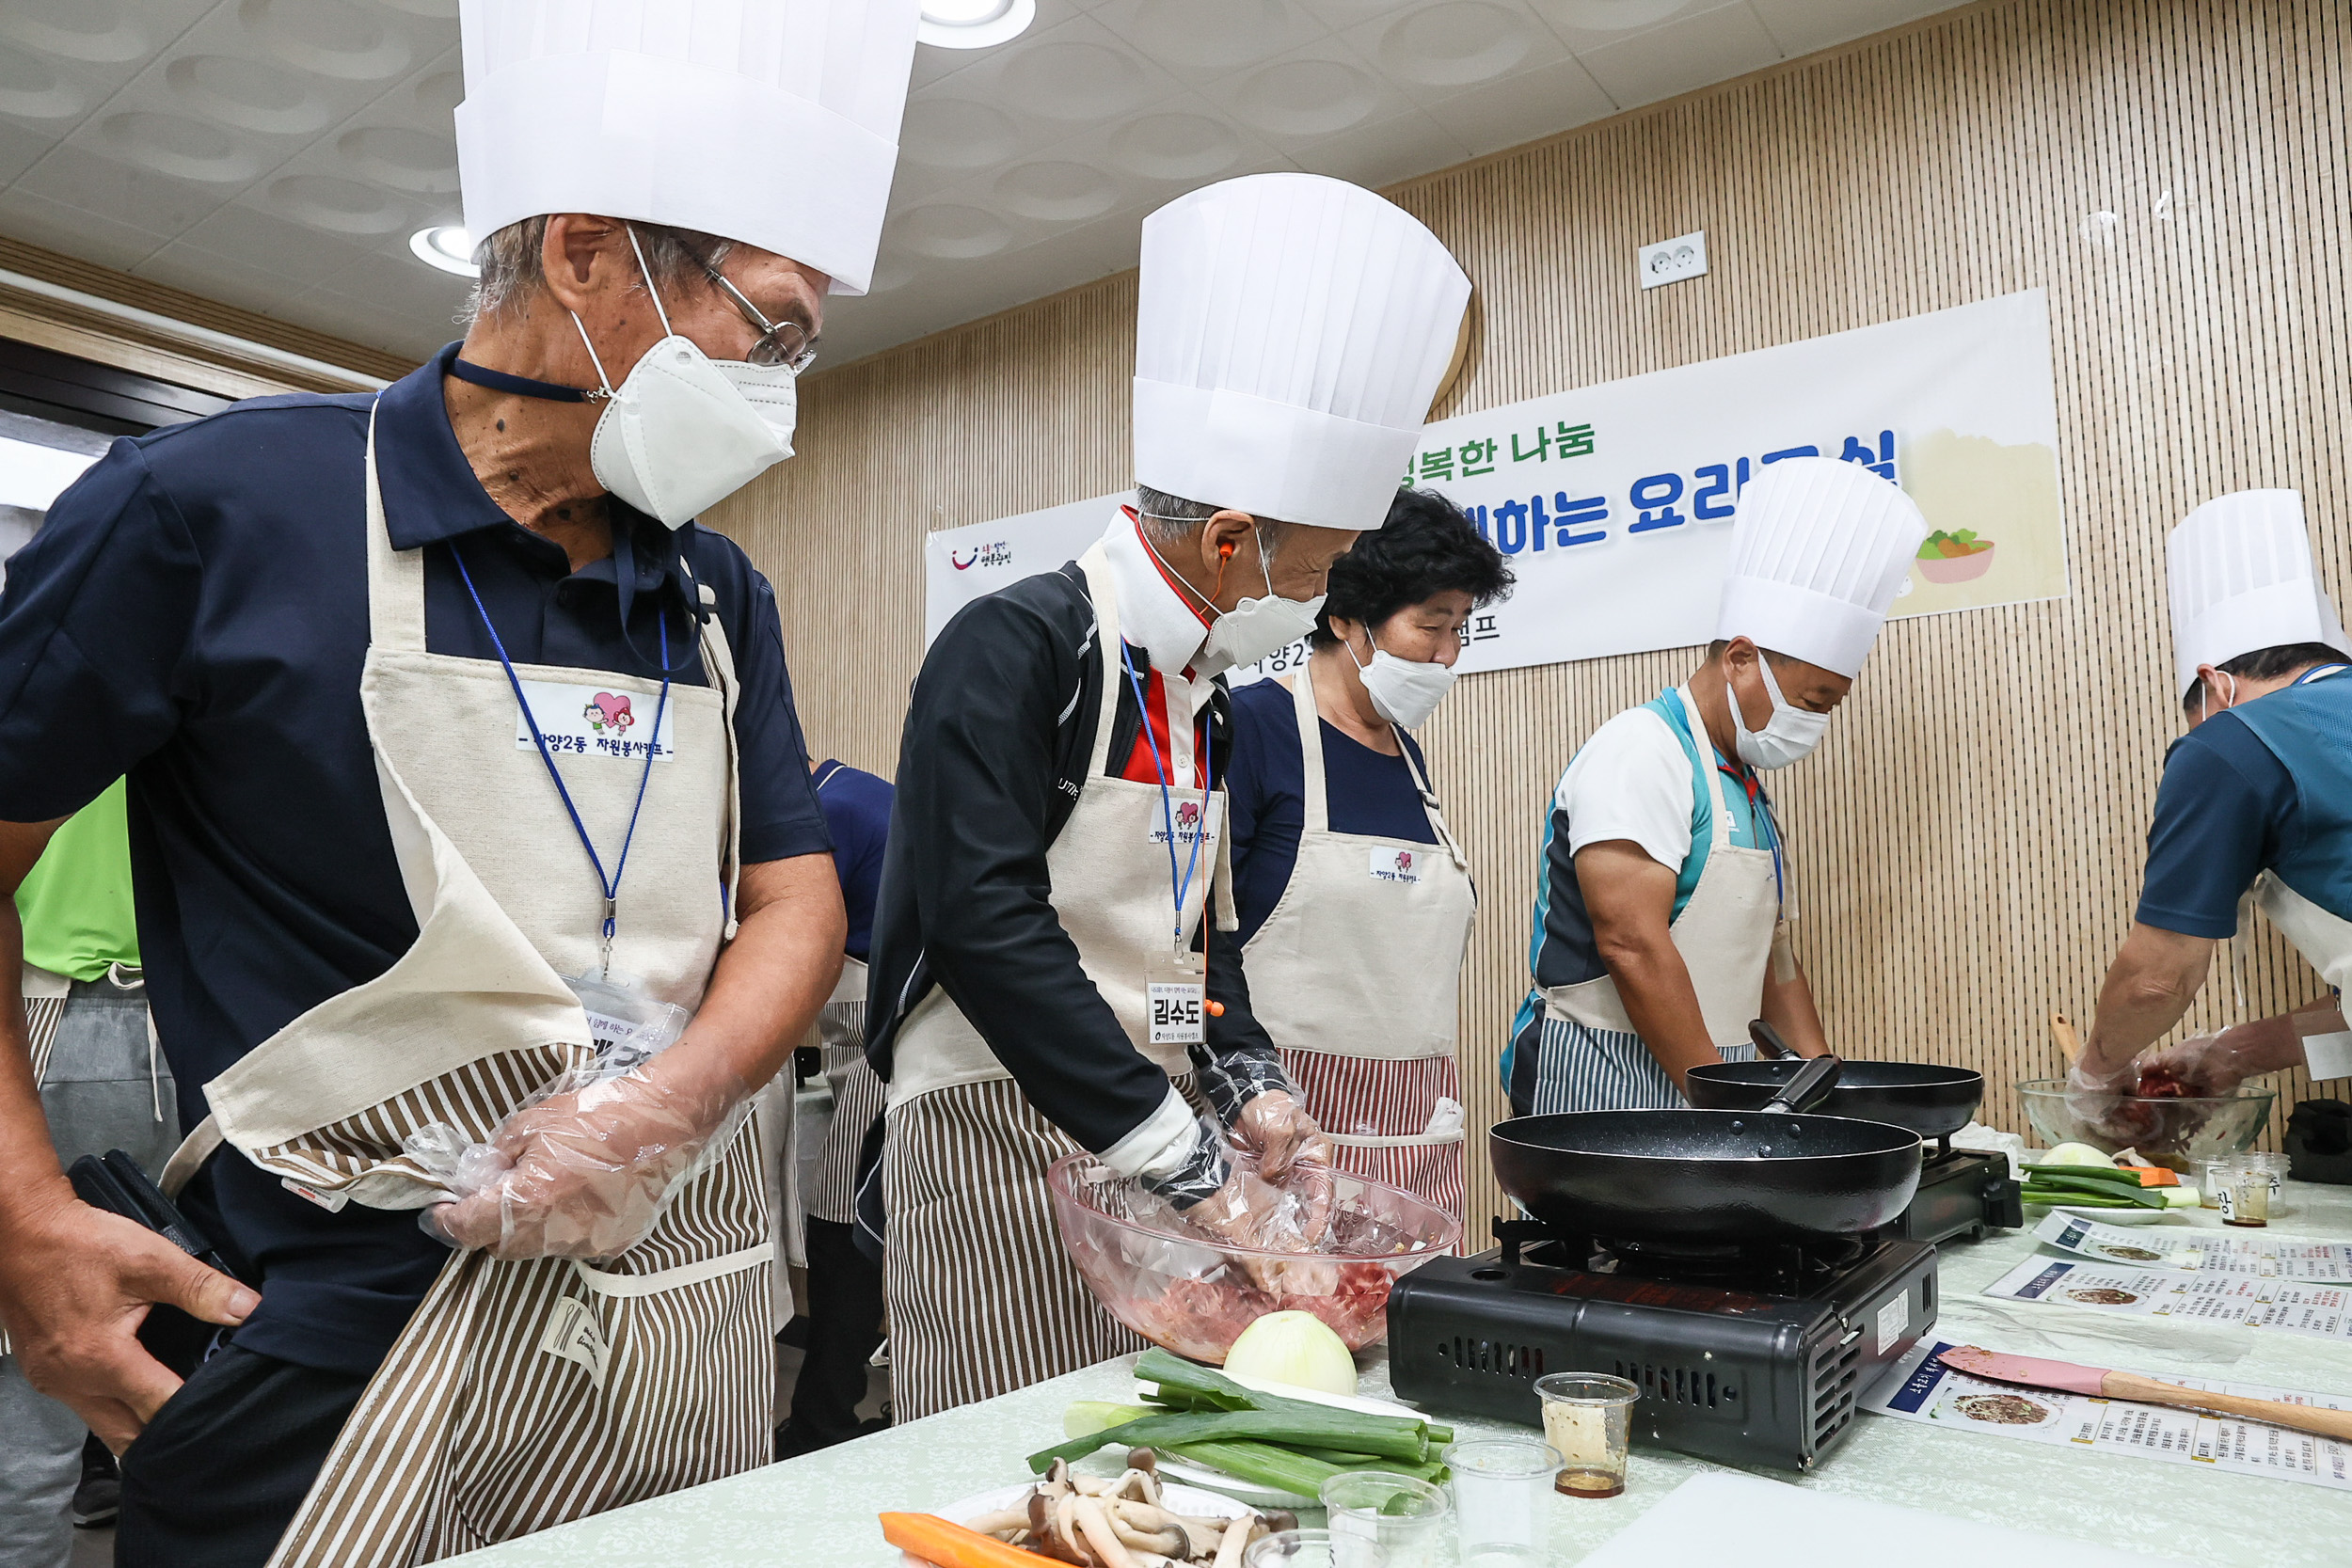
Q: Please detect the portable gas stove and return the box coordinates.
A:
[1892,1142,2022,1245]
[1386,1223,1938,1471]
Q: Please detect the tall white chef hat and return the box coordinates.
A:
[1133,173,1470,533]
[454,0,919,296]
[2167,489,2352,697]
[1713,456,1931,679]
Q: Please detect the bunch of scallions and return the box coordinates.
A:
[1031,1348,1453,1497]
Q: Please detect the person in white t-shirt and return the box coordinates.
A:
[1503,457,1930,1114]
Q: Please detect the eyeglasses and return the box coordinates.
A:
[702,262,819,373]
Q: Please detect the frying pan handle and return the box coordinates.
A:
[1762,1053,1840,1114]
[1748,1019,1794,1059]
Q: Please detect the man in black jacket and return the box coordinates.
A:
[865,173,1472,1418]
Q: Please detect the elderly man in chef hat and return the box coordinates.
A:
[2074,490,2352,1103]
[863,173,1470,1419]
[1506,458,1931,1114]
[0,4,918,1565]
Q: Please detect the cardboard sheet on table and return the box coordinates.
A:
[1571,1472,2193,1568]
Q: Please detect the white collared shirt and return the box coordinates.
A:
[1100,509,1213,679]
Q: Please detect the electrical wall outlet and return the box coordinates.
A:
[1639,230,1708,290]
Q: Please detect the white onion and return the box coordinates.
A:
[1222,1310,1358,1397]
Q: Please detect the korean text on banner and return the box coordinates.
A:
[921,289,2068,677]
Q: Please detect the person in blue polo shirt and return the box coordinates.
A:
[2074,490,2352,1100]
[0,5,917,1563]
[1223,489,1510,1223]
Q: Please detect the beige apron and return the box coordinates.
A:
[2249,873,2352,1079]
[1527,687,1778,1113]
[1243,670,1473,1213]
[883,542,1231,1419]
[169,412,772,1567]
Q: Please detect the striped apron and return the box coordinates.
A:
[882,541,1228,1420]
[162,412,771,1567]
[1243,669,1475,1224]
[1519,689,1777,1114]
[803,957,879,1227]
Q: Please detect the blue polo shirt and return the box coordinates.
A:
[0,341,831,1377]
[1226,676,1439,947]
[2137,667,2352,941]
[812,759,892,962]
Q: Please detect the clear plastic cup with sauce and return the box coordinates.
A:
[1534,1372,1641,1499]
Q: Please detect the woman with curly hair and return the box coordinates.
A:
[1220,488,1512,1222]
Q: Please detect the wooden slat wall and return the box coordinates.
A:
[711,0,2350,1233]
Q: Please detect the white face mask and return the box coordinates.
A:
[1730,654,1830,769]
[1191,527,1324,676]
[2198,669,2238,722]
[572,230,800,529]
[1345,628,1455,730]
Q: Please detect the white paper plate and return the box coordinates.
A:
[2023,1198,2169,1226]
[898,1480,1256,1566]
[1152,1456,1319,1511]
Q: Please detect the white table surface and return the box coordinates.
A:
[448,1180,2352,1567]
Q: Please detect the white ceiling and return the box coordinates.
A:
[0,0,1957,372]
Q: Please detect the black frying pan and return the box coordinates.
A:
[1490,1054,1924,1244]
[1686,1034,1984,1141]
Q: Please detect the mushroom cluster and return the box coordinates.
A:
[965,1451,1295,1568]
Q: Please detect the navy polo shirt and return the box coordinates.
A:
[1226,676,1438,947]
[2137,711,2300,939]
[0,341,831,1377]
[812,759,892,962]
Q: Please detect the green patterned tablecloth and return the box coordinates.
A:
[451,1181,2352,1567]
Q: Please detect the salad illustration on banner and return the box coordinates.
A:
[1915,528,1996,584]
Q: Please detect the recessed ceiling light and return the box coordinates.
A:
[408,225,477,277]
[918,0,1033,51]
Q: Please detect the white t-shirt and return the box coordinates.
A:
[1555,694,1701,874]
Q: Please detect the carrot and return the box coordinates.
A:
[2119,1165,2179,1187]
[881,1511,1043,1568]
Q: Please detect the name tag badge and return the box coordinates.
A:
[1145,793,1221,851]
[515,681,675,763]
[1369,846,1424,885]
[1144,946,1206,1047]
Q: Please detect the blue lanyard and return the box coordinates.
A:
[450,543,673,973]
[1120,643,1209,948]
[1718,759,1785,910]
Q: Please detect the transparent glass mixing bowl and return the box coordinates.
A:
[2016,1078,2278,1172]
[1045,1152,1460,1364]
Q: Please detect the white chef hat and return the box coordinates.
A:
[1133,174,1470,533]
[2167,489,2352,697]
[454,0,919,296]
[1713,456,1931,679]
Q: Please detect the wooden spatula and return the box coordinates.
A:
[2049,1012,2084,1065]
[1936,1345,2352,1441]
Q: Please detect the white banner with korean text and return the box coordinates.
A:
[923,290,2067,677]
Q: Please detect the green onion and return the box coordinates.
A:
[1136,1348,1454,1444]
[1161,1441,1344,1497]
[1291,1446,1449,1483]
[1026,1410,1427,1474]
[2026,1172,2168,1209]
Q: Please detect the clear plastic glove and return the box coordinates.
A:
[422,1052,748,1260]
[1183,1165,1341,1294]
[1231,1090,1335,1243]
[2133,1030,2244,1099]
[2062,1059,2162,1147]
